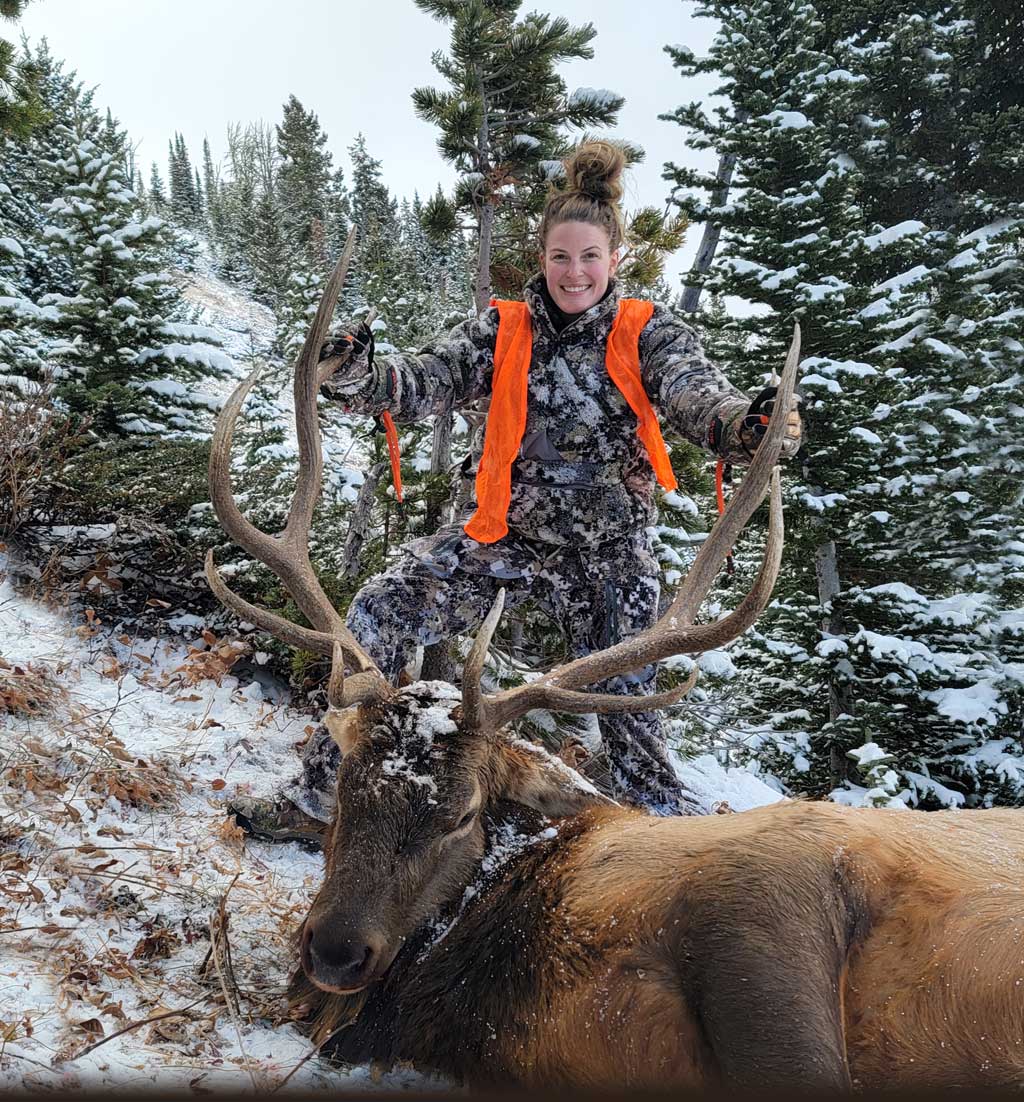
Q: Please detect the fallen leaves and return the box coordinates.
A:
[0,656,66,717]
[131,923,182,961]
[168,632,248,688]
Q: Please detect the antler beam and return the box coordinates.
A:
[205,227,389,706]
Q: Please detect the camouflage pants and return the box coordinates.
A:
[286,520,699,820]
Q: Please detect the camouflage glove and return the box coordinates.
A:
[737,385,802,459]
[319,322,375,399]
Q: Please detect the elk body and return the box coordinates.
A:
[291,761,1024,1091]
[206,237,1024,1090]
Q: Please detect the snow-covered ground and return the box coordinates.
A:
[0,550,781,1091]
[0,557,433,1093]
[178,256,276,367]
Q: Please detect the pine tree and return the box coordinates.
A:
[0,1,43,138]
[346,134,402,313]
[274,259,320,363]
[0,182,49,385]
[167,131,202,228]
[147,162,168,213]
[411,0,625,310]
[662,0,1024,808]
[1,40,99,299]
[202,136,226,246]
[250,186,288,305]
[275,94,334,262]
[40,122,230,435]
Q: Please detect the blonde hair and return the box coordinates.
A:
[538,140,627,253]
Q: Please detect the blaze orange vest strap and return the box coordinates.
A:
[464,298,676,545]
[605,299,677,494]
[464,300,532,543]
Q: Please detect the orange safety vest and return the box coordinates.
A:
[464,298,677,544]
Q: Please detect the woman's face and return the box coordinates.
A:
[540,221,618,314]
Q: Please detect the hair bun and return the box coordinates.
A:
[563,140,626,204]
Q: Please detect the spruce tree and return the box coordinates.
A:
[662,0,1024,808]
[346,134,402,313]
[168,131,202,228]
[41,123,230,435]
[2,40,98,299]
[202,136,226,247]
[217,122,259,285]
[147,162,168,213]
[275,94,334,262]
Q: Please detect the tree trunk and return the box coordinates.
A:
[473,64,493,315]
[680,108,749,314]
[814,532,855,786]
[343,461,385,579]
[475,199,494,315]
[420,413,457,682]
[424,412,453,535]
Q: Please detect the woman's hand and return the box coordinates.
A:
[318,322,375,398]
[319,321,375,368]
[739,386,802,459]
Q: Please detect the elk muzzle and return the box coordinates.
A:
[301,918,391,993]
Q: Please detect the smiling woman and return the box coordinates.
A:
[539,142,626,313]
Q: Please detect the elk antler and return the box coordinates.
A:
[462,324,800,731]
[205,226,390,708]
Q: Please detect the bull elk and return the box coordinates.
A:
[205,236,1024,1090]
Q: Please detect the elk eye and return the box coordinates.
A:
[450,808,478,834]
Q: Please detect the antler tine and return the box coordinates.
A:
[461,587,506,730]
[206,225,387,692]
[666,322,800,628]
[286,224,358,564]
[473,322,799,731]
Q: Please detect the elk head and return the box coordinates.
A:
[205,229,800,996]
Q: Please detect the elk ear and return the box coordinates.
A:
[325,705,363,756]
[496,737,613,817]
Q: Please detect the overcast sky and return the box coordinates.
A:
[15,0,722,288]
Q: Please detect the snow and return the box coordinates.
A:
[568,87,622,109]
[924,681,1004,727]
[848,742,892,767]
[0,562,383,1092]
[870,264,932,297]
[761,110,812,130]
[862,220,926,251]
[178,262,276,362]
[811,68,866,85]
[800,356,877,380]
[137,342,235,374]
[959,217,1019,245]
[673,755,784,813]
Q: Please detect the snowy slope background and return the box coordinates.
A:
[0,265,782,1092]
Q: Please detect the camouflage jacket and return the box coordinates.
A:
[328,274,753,546]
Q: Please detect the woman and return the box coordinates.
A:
[233,141,801,841]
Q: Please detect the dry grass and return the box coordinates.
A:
[0,374,89,541]
[0,657,67,717]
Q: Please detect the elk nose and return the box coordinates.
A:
[301,922,382,991]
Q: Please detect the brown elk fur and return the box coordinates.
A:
[290,791,1024,1090]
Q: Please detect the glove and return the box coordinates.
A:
[319,322,375,400]
[319,321,374,368]
[738,386,802,458]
